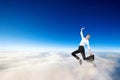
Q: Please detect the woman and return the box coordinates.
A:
[71,27,93,64]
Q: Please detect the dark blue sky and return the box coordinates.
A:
[0,0,120,51]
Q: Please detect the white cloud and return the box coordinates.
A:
[0,51,118,80]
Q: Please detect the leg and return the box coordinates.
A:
[81,52,86,60]
[79,46,86,60]
[93,62,96,67]
[71,49,80,60]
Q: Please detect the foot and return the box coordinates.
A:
[79,59,82,65]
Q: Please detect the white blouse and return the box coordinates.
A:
[79,29,91,50]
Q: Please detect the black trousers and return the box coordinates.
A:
[71,46,86,60]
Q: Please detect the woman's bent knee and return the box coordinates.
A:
[71,52,75,56]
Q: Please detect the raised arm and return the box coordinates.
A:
[80,28,85,39]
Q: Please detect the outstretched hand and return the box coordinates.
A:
[90,53,93,56]
[81,27,85,30]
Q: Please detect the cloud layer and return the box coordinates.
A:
[0,51,118,80]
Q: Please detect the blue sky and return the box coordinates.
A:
[0,0,120,51]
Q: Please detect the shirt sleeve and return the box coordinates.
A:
[80,29,84,39]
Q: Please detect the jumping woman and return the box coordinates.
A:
[71,27,94,65]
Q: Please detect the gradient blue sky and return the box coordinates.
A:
[0,0,120,51]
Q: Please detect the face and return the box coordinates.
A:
[86,34,90,40]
